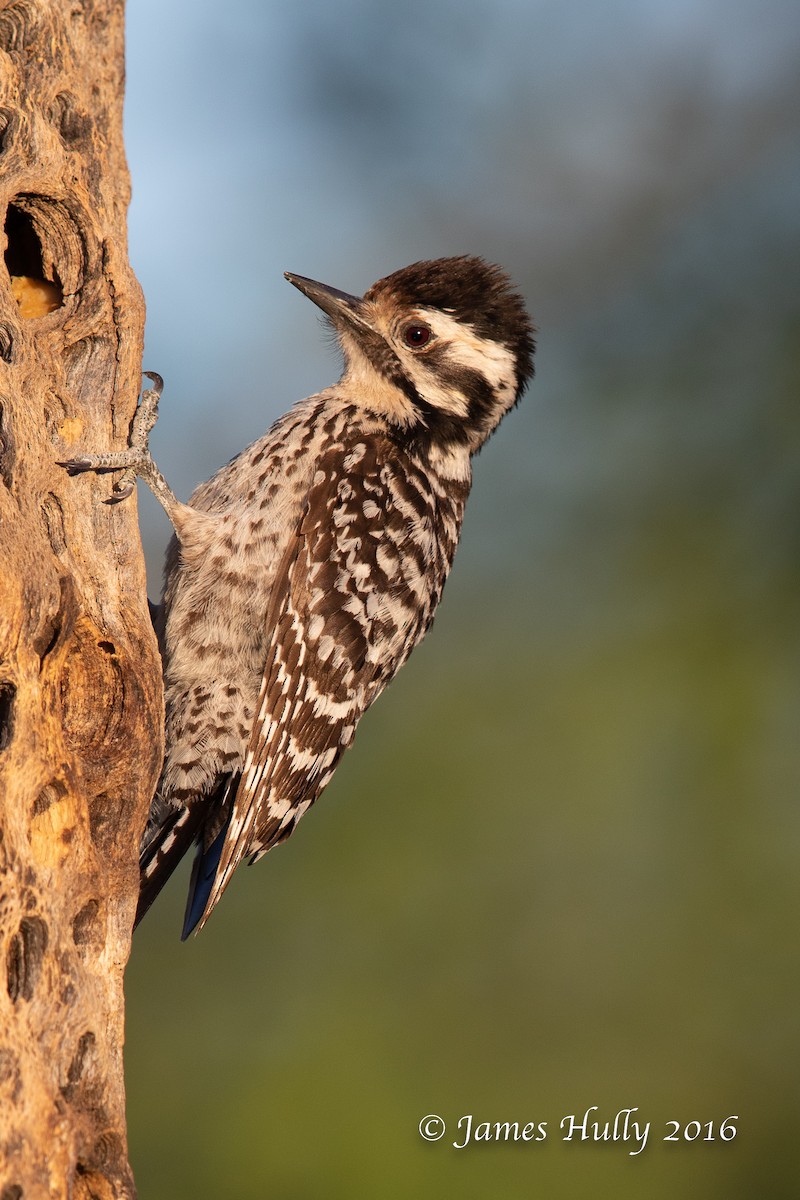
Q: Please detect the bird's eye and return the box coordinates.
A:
[402,323,432,349]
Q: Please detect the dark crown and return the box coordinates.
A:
[366,255,535,396]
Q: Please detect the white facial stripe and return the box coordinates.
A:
[341,333,417,425]
[342,306,519,425]
[422,310,518,394]
[398,310,518,416]
[402,359,470,417]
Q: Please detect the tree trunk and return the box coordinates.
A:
[0,3,161,1195]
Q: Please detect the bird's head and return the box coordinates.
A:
[285,256,534,454]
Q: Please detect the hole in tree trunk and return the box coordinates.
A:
[0,402,15,486]
[0,322,14,362]
[6,916,48,1003]
[0,681,16,750]
[51,92,91,146]
[0,108,13,155]
[4,203,63,317]
[32,778,68,816]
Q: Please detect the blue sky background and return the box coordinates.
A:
[121,3,800,1196]
[125,0,799,539]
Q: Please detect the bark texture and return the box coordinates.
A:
[0,2,161,1196]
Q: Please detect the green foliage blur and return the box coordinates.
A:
[124,0,800,1194]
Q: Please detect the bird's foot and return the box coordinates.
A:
[59,371,165,502]
[59,372,183,524]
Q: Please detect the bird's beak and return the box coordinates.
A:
[284,272,369,334]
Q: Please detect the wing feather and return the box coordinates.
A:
[194,440,446,930]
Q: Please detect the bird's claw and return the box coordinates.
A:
[109,474,136,502]
[59,456,97,476]
[58,371,164,501]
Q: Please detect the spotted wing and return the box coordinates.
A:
[193,439,456,929]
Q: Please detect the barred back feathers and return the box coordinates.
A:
[136,256,535,935]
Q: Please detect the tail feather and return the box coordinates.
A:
[180,817,231,940]
[136,774,239,935]
[135,802,205,930]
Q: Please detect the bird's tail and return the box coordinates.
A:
[135,801,206,930]
[180,817,232,940]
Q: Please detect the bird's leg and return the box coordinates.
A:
[60,371,184,526]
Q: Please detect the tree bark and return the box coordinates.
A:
[0,3,161,1196]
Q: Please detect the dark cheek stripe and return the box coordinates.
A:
[357,331,497,450]
[354,327,465,448]
[418,358,497,447]
[359,327,421,407]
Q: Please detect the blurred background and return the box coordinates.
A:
[123,0,800,1195]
